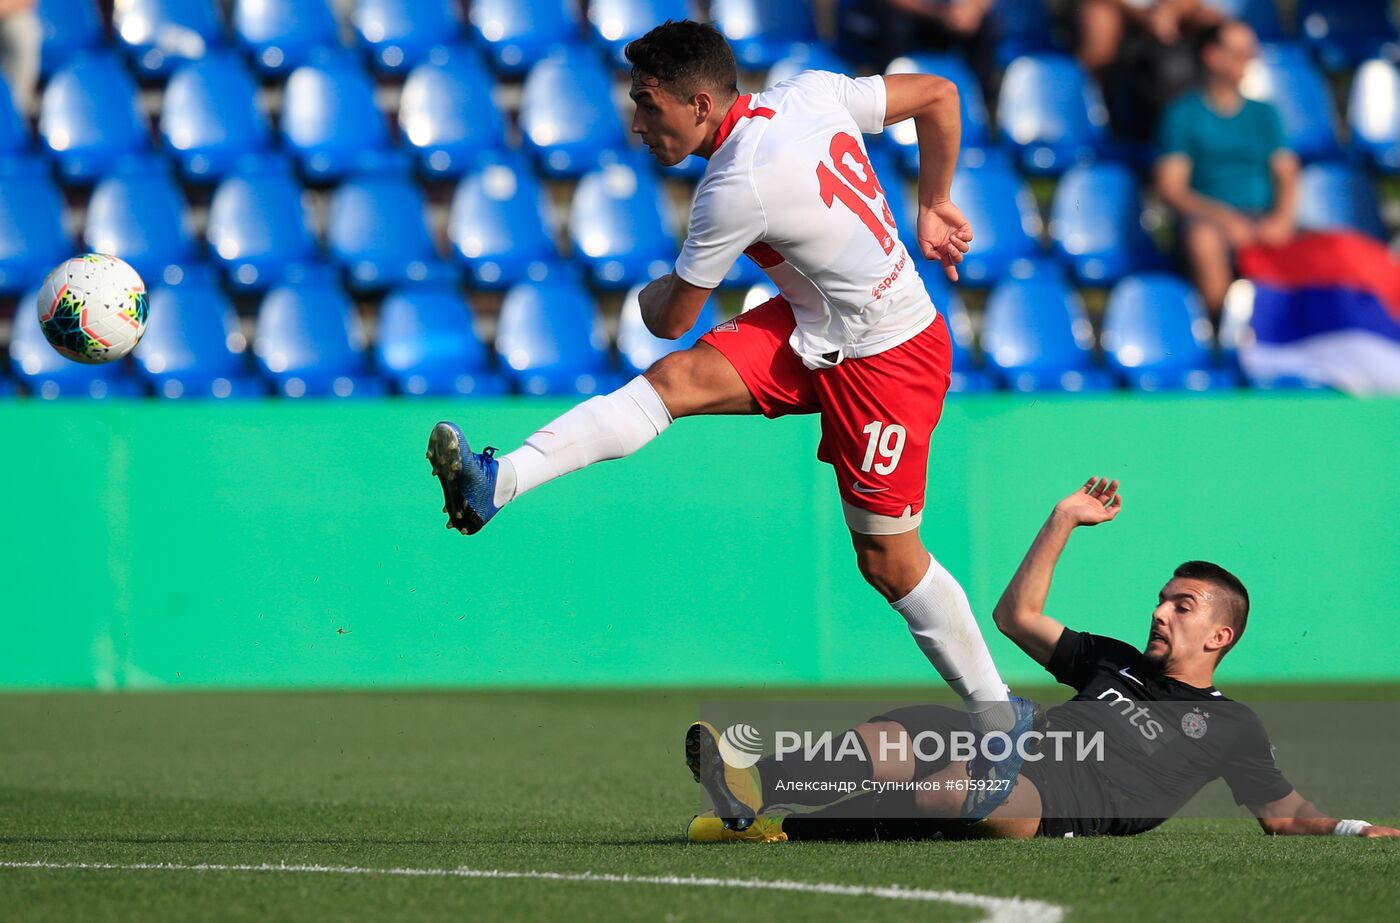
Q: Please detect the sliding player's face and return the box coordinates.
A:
[1145,578,1228,668]
[630,75,704,166]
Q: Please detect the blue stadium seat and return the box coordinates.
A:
[447,154,559,288]
[0,86,28,160]
[616,282,720,375]
[568,161,676,289]
[711,0,817,69]
[1297,0,1400,72]
[589,0,689,68]
[1102,273,1234,391]
[520,46,627,178]
[281,54,398,180]
[113,0,225,76]
[160,53,271,180]
[1348,59,1400,171]
[990,0,1056,65]
[10,287,144,398]
[981,277,1115,392]
[253,266,385,397]
[0,162,69,294]
[132,265,264,398]
[38,54,150,182]
[232,0,340,75]
[399,46,506,177]
[1049,163,1161,285]
[207,156,318,290]
[327,171,447,289]
[352,0,466,73]
[376,285,508,396]
[1295,162,1386,239]
[1242,44,1341,163]
[946,161,1043,285]
[885,53,993,174]
[1200,0,1285,40]
[920,268,994,393]
[83,162,196,281]
[38,0,106,77]
[496,277,617,395]
[765,43,846,86]
[997,54,1108,175]
[469,0,580,75]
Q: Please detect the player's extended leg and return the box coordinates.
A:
[811,315,1037,818]
[427,342,755,534]
[852,528,1042,819]
[852,529,1014,734]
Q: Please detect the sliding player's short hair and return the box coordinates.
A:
[625,20,738,101]
[1174,561,1249,658]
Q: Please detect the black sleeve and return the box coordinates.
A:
[1221,710,1294,807]
[1045,629,1140,690]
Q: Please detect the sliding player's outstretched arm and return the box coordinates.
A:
[1250,790,1400,837]
[993,478,1123,665]
[881,73,971,280]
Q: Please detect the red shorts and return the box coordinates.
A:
[699,296,952,533]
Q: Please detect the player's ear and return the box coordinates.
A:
[692,91,713,125]
[1206,622,1234,654]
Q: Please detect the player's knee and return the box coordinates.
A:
[643,350,698,418]
[853,544,924,602]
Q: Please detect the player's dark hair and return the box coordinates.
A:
[625,20,738,101]
[1174,561,1249,659]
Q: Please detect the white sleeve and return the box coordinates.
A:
[781,70,887,136]
[674,172,766,290]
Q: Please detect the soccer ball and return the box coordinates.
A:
[37,254,149,364]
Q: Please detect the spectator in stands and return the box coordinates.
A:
[1155,21,1299,321]
[0,0,38,113]
[1077,0,1222,146]
[838,0,999,99]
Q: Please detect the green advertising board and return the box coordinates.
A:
[3,394,1397,689]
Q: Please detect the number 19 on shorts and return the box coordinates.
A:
[861,421,907,475]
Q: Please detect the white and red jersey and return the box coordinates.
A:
[675,71,936,369]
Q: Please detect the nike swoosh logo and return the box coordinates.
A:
[851,483,889,494]
[1119,667,1146,687]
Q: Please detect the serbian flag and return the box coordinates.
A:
[1238,232,1400,394]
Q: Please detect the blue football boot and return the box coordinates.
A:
[426,421,502,535]
[961,695,1045,822]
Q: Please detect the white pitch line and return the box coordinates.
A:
[0,860,1065,923]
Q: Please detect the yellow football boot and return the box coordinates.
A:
[686,812,788,843]
[684,721,765,830]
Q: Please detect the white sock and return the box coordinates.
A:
[891,555,1016,734]
[493,376,672,506]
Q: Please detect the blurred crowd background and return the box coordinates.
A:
[0,1,1396,399]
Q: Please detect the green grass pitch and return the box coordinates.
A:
[2,688,1397,922]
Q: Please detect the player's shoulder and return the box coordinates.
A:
[1063,629,1145,668]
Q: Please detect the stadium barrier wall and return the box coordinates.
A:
[3,394,1397,689]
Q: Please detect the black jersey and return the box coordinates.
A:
[1027,629,1294,837]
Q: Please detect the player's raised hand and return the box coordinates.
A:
[1053,477,1123,527]
[917,199,973,282]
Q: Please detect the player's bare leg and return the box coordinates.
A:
[428,342,753,533]
[849,528,1040,818]
[643,341,760,417]
[850,529,1012,727]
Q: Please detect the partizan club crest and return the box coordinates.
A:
[1181,707,1210,740]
